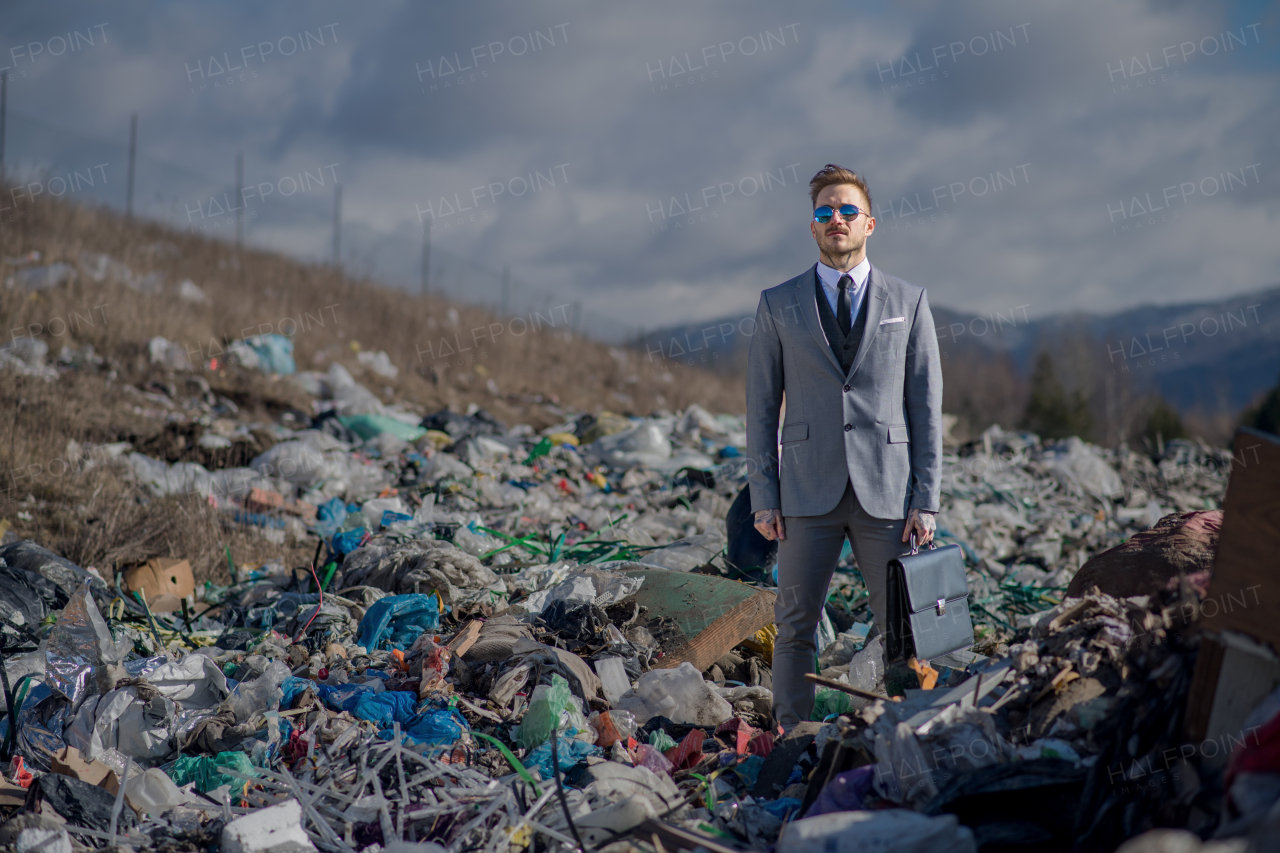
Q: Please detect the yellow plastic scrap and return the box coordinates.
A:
[422,430,454,450]
[547,432,579,447]
[587,471,608,489]
[741,623,777,657]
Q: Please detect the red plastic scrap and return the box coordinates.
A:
[8,757,32,789]
[748,731,775,757]
[716,717,756,755]
[664,729,706,771]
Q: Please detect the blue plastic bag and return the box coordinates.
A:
[279,677,316,709]
[315,684,418,728]
[521,738,601,779]
[247,334,295,375]
[381,510,413,528]
[392,707,469,746]
[332,527,367,556]
[357,594,441,651]
[314,498,350,540]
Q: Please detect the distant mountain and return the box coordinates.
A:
[639,284,1280,413]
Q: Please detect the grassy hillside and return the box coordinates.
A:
[0,193,745,582]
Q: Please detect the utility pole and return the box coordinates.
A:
[0,72,7,188]
[125,113,137,217]
[420,221,430,295]
[331,184,342,267]
[501,264,510,316]
[235,152,244,247]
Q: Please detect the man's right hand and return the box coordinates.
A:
[754,508,786,541]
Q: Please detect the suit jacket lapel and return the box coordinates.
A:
[796,264,844,375]
[847,263,888,379]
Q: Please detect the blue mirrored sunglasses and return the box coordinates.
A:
[813,204,864,224]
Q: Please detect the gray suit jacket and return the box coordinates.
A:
[746,262,942,520]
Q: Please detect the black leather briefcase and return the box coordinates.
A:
[884,536,974,663]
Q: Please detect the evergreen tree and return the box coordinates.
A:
[1141,396,1187,449]
[1020,352,1093,441]
[1240,372,1280,436]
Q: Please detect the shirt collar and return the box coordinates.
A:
[816,257,870,291]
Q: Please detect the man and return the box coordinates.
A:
[746,164,942,728]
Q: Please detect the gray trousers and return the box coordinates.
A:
[772,479,905,727]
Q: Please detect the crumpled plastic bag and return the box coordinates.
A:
[167,751,260,793]
[45,582,132,710]
[357,594,441,651]
[522,737,601,779]
[0,540,106,601]
[516,675,587,750]
[338,537,506,605]
[64,655,234,763]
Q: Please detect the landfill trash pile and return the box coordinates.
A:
[0,341,1254,852]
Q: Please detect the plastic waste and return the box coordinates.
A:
[588,422,672,468]
[399,708,469,746]
[361,496,408,528]
[167,752,261,793]
[587,710,636,748]
[812,688,855,721]
[225,660,292,723]
[245,333,295,375]
[125,767,196,816]
[647,729,677,751]
[332,527,367,555]
[575,795,658,847]
[626,662,733,726]
[340,413,425,442]
[631,743,675,776]
[45,582,131,709]
[516,674,585,750]
[1039,436,1122,499]
[357,594,441,651]
[16,827,72,853]
[777,809,976,853]
[807,766,875,817]
[222,799,317,853]
[0,539,105,600]
[522,736,601,779]
[327,362,384,415]
[592,656,633,705]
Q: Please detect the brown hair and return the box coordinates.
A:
[808,164,872,212]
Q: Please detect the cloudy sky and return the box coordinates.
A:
[2,0,1276,339]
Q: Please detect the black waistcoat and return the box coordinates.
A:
[815,273,870,375]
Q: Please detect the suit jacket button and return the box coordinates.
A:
[844,424,852,432]
[843,385,851,392]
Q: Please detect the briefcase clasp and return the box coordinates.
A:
[936,597,947,615]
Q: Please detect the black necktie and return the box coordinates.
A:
[836,274,853,336]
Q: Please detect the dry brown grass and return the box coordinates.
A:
[0,193,744,583]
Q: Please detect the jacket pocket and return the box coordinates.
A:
[887,424,909,443]
[781,422,809,443]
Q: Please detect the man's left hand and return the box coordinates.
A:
[902,509,936,546]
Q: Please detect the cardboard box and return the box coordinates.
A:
[122,557,195,613]
[246,487,286,511]
[51,745,120,795]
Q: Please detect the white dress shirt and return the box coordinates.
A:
[816,257,870,321]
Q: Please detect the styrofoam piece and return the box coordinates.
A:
[221,799,317,853]
[17,827,72,853]
[593,656,632,705]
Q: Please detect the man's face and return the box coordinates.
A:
[810,183,874,258]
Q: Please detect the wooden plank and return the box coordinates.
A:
[654,589,776,671]
[1199,427,1280,648]
[618,569,776,672]
[445,619,483,657]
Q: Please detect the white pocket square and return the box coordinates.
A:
[880,316,905,325]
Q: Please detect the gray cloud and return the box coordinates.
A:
[2,0,1276,338]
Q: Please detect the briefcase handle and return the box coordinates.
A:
[907,532,938,556]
